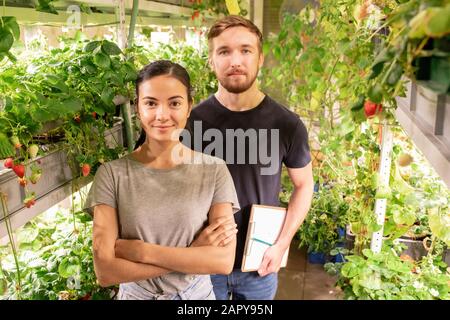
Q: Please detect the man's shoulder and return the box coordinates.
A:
[263,96,303,130]
[264,96,300,121]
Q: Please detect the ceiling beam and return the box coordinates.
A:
[55,0,193,16]
[4,6,196,27]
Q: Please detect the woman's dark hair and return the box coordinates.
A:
[134,60,193,150]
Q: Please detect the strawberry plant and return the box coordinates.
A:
[325,246,450,300]
[0,33,133,194]
[189,0,248,26]
[0,205,116,300]
[0,17,20,63]
[364,0,450,102]
[297,185,349,256]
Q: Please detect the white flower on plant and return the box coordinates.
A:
[413,281,424,289]
[430,264,441,274]
[429,288,439,297]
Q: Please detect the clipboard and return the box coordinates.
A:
[241,204,289,272]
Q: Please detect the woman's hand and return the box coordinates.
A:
[115,239,146,263]
[191,216,237,247]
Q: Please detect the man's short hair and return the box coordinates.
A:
[207,15,263,55]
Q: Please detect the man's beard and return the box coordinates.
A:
[218,72,258,94]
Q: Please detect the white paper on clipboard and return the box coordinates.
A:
[241,205,289,272]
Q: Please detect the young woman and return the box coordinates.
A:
[84,60,239,300]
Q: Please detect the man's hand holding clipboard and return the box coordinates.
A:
[241,205,289,274]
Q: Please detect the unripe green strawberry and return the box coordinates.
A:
[10,136,21,149]
[30,171,42,184]
[28,144,39,159]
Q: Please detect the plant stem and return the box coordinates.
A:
[0,193,22,299]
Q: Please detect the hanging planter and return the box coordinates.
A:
[413,37,450,95]
[0,119,125,236]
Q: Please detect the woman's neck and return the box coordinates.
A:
[133,139,191,169]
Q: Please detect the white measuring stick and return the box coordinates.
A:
[370,121,393,253]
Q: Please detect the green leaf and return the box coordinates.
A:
[393,208,416,226]
[312,57,323,73]
[0,29,14,53]
[6,51,16,62]
[369,49,393,79]
[362,249,373,259]
[0,133,14,158]
[101,41,122,55]
[93,52,111,69]
[351,95,365,111]
[274,46,282,60]
[387,63,403,86]
[31,108,55,123]
[92,104,106,116]
[359,271,382,290]
[101,86,114,106]
[0,278,6,296]
[375,184,392,199]
[368,83,383,104]
[45,74,69,93]
[1,17,20,40]
[61,98,82,114]
[278,29,288,42]
[58,257,81,278]
[36,0,58,14]
[341,262,359,278]
[84,41,101,52]
[122,62,137,82]
[262,42,271,55]
[79,3,93,14]
[424,7,450,38]
[17,228,39,244]
[428,208,450,246]
[408,9,428,39]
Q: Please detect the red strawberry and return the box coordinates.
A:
[24,198,36,208]
[23,193,36,208]
[10,136,21,149]
[12,164,25,178]
[364,100,383,118]
[4,158,13,169]
[74,114,81,123]
[92,112,97,119]
[79,293,91,300]
[28,144,39,159]
[18,177,27,187]
[81,163,91,177]
[191,10,200,20]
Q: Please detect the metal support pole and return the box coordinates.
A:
[116,0,135,153]
[127,0,139,48]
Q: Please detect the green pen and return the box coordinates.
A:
[251,237,272,246]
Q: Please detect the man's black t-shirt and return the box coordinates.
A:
[185,94,311,269]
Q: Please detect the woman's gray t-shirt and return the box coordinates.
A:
[84,152,240,295]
